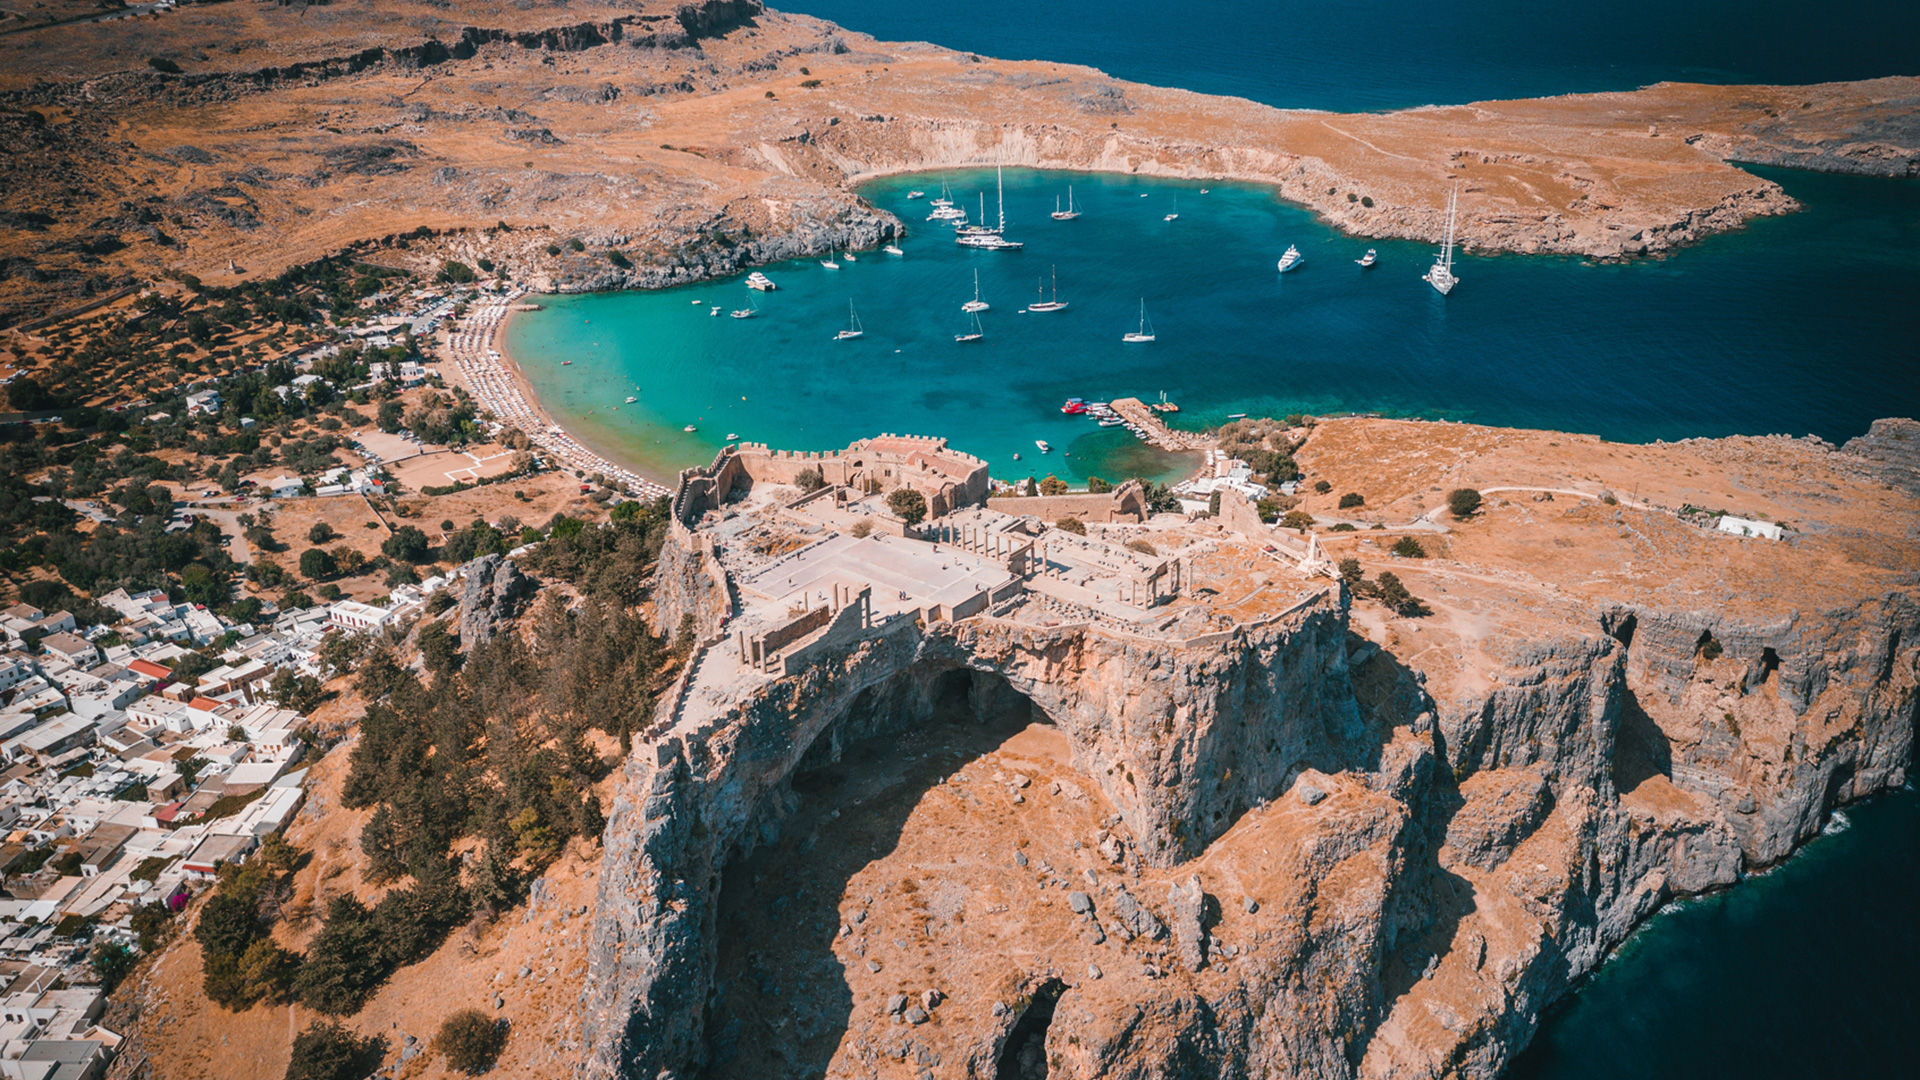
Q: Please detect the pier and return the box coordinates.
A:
[1108,397,1214,452]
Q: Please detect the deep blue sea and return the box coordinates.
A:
[782,0,1920,113]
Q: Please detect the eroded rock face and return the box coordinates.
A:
[579,526,1919,1080]
[456,553,533,645]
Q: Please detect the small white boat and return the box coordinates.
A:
[1122,299,1156,343]
[1357,249,1378,268]
[884,244,904,256]
[1277,245,1305,273]
[1164,195,1180,222]
[1027,266,1068,313]
[834,300,865,341]
[746,272,777,291]
[726,432,739,441]
[1098,417,1125,427]
[625,396,638,404]
[1424,182,1460,296]
[907,190,925,199]
[1200,188,1210,194]
[1051,186,1081,221]
[731,296,758,319]
[843,251,857,262]
[820,258,840,270]
[683,424,697,432]
[709,306,721,317]
[690,299,702,305]
[1035,440,1051,453]
[962,269,990,313]
[955,312,985,343]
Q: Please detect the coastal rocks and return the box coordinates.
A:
[456,554,533,645]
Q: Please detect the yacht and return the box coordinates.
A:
[1027,267,1069,313]
[906,190,925,199]
[834,300,865,341]
[930,181,955,209]
[956,232,1023,251]
[1051,185,1081,221]
[819,256,840,270]
[956,193,998,237]
[1356,249,1378,269]
[1061,397,1088,414]
[962,269,991,313]
[625,395,638,404]
[884,244,905,256]
[956,165,1023,249]
[746,272,777,291]
[955,312,985,343]
[1424,182,1460,296]
[683,424,697,432]
[1035,440,1052,454]
[1276,245,1305,273]
[1122,299,1156,343]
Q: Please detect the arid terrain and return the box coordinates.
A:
[3,0,1917,328]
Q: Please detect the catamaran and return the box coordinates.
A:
[1424,183,1460,296]
[954,312,985,343]
[1356,249,1378,268]
[1122,299,1156,343]
[1027,266,1068,313]
[1276,244,1305,273]
[834,300,865,341]
[962,269,991,313]
[745,272,777,291]
[1051,185,1081,221]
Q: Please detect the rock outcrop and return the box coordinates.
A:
[456,554,533,646]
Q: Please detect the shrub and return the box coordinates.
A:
[1337,557,1363,584]
[437,261,476,284]
[437,1009,508,1075]
[308,522,337,544]
[476,258,494,273]
[285,1021,387,1080]
[793,466,826,493]
[1447,488,1483,519]
[1372,571,1430,617]
[1330,522,1356,532]
[1338,492,1364,509]
[606,250,631,269]
[800,78,823,88]
[567,237,585,252]
[1039,474,1069,496]
[545,243,561,256]
[1054,517,1086,535]
[1313,480,1332,494]
[1126,538,1157,556]
[1086,476,1112,494]
[850,519,873,538]
[886,488,927,526]
[1361,196,1374,207]
[1391,536,1427,558]
[1255,498,1280,523]
[1280,510,1315,531]
[147,56,181,74]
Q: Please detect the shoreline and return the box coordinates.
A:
[439,291,674,500]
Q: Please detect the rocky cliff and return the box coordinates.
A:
[579,418,1920,1080]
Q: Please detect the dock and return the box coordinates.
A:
[1108,397,1214,452]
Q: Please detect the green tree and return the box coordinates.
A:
[1448,488,1483,519]
[284,1021,387,1080]
[1338,492,1365,509]
[1086,476,1113,494]
[376,400,404,433]
[437,1009,508,1075]
[308,522,337,544]
[886,487,928,526]
[437,261,477,284]
[299,547,338,581]
[1338,557,1363,585]
[793,466,826,493]
[381,525,431,564]
[1391,536,1427,558]
[1038,474,1069,496]
[1372,571,1429,617]
[90,942,137,993]
[1280,510,1315,531]
[294,896,388,1015]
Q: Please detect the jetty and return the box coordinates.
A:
[1109,397,1213,452]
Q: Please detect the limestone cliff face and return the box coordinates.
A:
[583,563,1918,1078]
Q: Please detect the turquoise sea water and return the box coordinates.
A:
[1508,790,1920,1079]
[506,165,1920,486]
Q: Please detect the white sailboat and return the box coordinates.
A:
[1051,185,1081,221]
[730,295,758,319]
[1027,266,1068,313]
[1424,183,1460,296]
[962,269,990,313]
[955,311,985,343]
[1122,299,1156,343]
[1276,244,1304,273]
[834,300,865,341]
[955,164,1024,249]
[819,256,840,270]
[884,244,905,256]
[1164,195,1179,222]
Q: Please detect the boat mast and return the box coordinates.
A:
[1442,183,1458,273]
[997,163,1006,232]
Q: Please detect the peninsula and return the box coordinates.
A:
[4,0,1918,328]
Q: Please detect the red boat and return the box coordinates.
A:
[1061,397,1087,414]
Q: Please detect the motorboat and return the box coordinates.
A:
[1277,245,1305,273]
[746,272,777,291]
[962,269,991,313]
[726,432,739,441]
[955,312,985,343]
[1356,249,1378,269]
[710,306,721,316]
[562,360,573,365]
[1035,440,1052,453]
[884,244,905,256]
[1027,267,1068,313]
[1424,182,1460,296]
[843,251,857,262]
[1051,185,1081,221]
[907,190,925,199]
[625,396,638,404]
[834,300,865,341]
[683,424,697,432]
[1098,417,1125,427]
[956,232,1023,251]
[1061,397,1088,414]
[1122,299,1156,343]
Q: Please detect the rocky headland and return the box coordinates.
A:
[578,416,1920,1079]
[3,0,1917,325]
